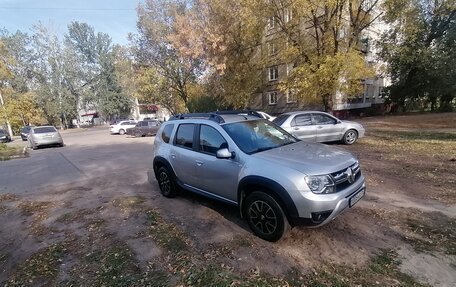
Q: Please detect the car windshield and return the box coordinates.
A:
[34,127,57,133]
[0,129,6,134]
[222,120,298,154]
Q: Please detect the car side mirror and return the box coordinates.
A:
[216,148,235,159]
[336,120,342,124]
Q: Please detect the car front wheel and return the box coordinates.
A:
[119,129,125,135]
[343,129,358,145]
[156,166,177,198]
[244,191,289,242]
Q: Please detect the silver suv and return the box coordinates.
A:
[151,113,365,241]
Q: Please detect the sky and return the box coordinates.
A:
[0,0,142,44]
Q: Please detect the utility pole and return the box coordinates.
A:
[0,90,13,137]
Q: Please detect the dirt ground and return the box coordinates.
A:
[0,113,455,286]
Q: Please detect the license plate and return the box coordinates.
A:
[349,188,365,207]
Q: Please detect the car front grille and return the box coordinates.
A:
[331,162,361,192]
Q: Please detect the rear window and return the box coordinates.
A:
[161,124,174,143]
[34,127,57,133]
[272,114,289,126]
[175,124,194,149]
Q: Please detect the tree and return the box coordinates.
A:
[170,0,267,109]
[65,22,133,122]
[169,0,380,112]
[379,0,456,111]
[132,0,202,112]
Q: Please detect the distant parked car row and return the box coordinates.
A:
[0,129,11,143]
[108,111,365,145]
[110,120,161,137]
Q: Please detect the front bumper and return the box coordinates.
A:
[291,175,366,227]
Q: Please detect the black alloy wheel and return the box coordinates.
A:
[157,166,176,198]
[244,191,289,242]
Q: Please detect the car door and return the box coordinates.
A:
[290,114,317,142]
[312,113,344,142]
[169,123,200,187]
[194,124,241,202]
[147,120,160,136]
[139,121,149,135]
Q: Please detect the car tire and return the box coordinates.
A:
[119,129,125,135]
[343,129,358,145]
[157,166,177,198]
[244,191,290,242]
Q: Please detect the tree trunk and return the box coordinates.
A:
[0,90,13,137]
[322,93,334,114]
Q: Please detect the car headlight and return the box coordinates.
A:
[0,135,6,139]
[305,175,335,194]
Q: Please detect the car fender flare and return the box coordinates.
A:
[153,156,177,180]
[238,176,299,224]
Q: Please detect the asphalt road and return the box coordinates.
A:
[0,127,155,194]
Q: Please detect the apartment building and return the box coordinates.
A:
[250,1,388,116]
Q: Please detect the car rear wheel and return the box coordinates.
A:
[119,129,125,135]
[343,129,358,145]
[244,191,289,242]
[157,166,177,198]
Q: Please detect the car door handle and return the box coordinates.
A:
[171,154,176,159]
[317,126,323,129]
[195,160,204,166]
[293,127,300,130]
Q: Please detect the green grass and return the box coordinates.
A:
[404,213,456,255]
[371,130,456,141]
[304,250,428,287]
[112,196,146,209]
[146,209,188,253]
[6,243,66,286]
[0,143,25,161]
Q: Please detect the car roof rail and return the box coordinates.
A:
[168,113,226,123]
[213,110,262,118]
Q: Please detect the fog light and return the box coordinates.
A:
[311,211,332,224]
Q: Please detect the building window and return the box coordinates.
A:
[267,42,276,56]
[286,90,297,103]
[284,8,293,23]
[286,63,295,76]
[268,91,278,105]
[269,66,278,81]
[267,16,276,29]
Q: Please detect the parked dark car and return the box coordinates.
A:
[0,129,11,143]
[126,120,161,137]
[20,126,33,141]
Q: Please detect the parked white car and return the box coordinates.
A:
[109,120,137,135]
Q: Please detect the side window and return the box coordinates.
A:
[199,125,227,156]
[292,114,312,126]
[313,114,336,125]
[141,121,148,127]
[175,124,195,149]
[161,124,174,144]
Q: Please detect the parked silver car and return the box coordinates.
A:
[28,126,64,150]
[273,111,365,144]
[151,112,365,241]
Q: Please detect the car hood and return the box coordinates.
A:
[342,120,364,128]
[252,142,357,175]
